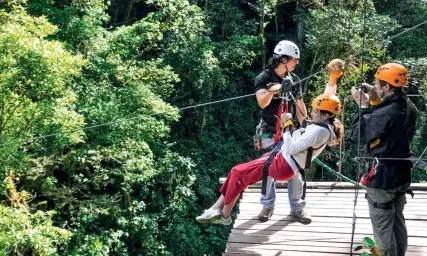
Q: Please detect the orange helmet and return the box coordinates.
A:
[311,94,341,115]
[374,63,408,87]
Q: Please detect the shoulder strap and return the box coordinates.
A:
[401,99,411,129]
[304,123,331,169]
[261,139,283,196]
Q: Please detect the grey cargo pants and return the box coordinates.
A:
[365,183,410,256]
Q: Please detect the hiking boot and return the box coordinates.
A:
[289,210,312,224]
[196,208,221,224]
[212,216,233,226]
[258,208,274,222]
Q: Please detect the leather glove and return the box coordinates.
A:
[327,59,345,79]
[351,87,369,107]
[280,113,293,129]
[360,83,382,105]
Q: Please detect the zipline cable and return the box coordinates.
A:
[294,19,427,87]
[355,156,427,162]
[413,146,427,169]
[1,19,426,148]
[0,91,261,147]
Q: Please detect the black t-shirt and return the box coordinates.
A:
[254,69,303,129]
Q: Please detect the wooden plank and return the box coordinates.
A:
[238,202,427,211]
[233,215,423,222]
[225,242,427,256]
[224,249,351,256]
[240,198,427,204]
[219,179,427,191]
[232,218,427,229]
[245,188,427,194]
[237,201,427,211]
[242,190,427,198]
[236,211,427,220]
[230,229,427,247]
[226,242,427,256]
[223,185,427,255]
[227,234,427,252]
[231,222,427,237]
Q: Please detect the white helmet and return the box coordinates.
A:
[273,40,300,59]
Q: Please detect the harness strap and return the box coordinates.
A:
[365,193,393,210]
[290,155,307,200]
[274,102,286,144]
[305,148,314,170]
[261,139,283,196]
[365,189,414,210]
[289,123,331,200]
[396,188,414,198]
[303,123,331,169]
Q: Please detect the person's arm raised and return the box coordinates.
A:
[324,59,345,96]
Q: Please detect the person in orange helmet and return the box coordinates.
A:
[195,94,344,225]
[351,63,420,256]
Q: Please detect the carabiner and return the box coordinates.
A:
[373,157,379,170]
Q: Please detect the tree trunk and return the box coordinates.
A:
[198,106,207,138]
[275,2,278,36]
[221,0,231,40]
[260,0,266,69]
[198,91,211,139]
[123,0,133,22]
[296,0,304,45]
[304,51,318,93]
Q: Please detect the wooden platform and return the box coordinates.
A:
[223,182,427,256]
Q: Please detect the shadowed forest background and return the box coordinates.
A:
[0,0,426,255]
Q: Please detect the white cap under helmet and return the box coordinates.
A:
[273,40,300,59]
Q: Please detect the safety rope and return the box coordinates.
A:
[314,158,365,189]
[350,0,369,253]
[337,97,348,181]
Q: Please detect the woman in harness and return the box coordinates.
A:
[196,93,344,225]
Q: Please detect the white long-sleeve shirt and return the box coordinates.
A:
[281,123,336,173]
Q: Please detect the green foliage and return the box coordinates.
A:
[374,0,427,59]
[0,205,71,255]
[0,4,85,192]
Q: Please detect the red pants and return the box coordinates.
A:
[220,152,294,205]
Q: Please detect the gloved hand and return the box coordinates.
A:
[327,59,345,80]
[280,113,293,130]
[267,83,282,94]
[360,83,382,105]
[351,87,369,107]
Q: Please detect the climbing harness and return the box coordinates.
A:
[365,189,414,210]
[290,122,331,200]
[261,138,283,196]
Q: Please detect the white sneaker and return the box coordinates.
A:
[196,208,221,224]
[212,216,232,226]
